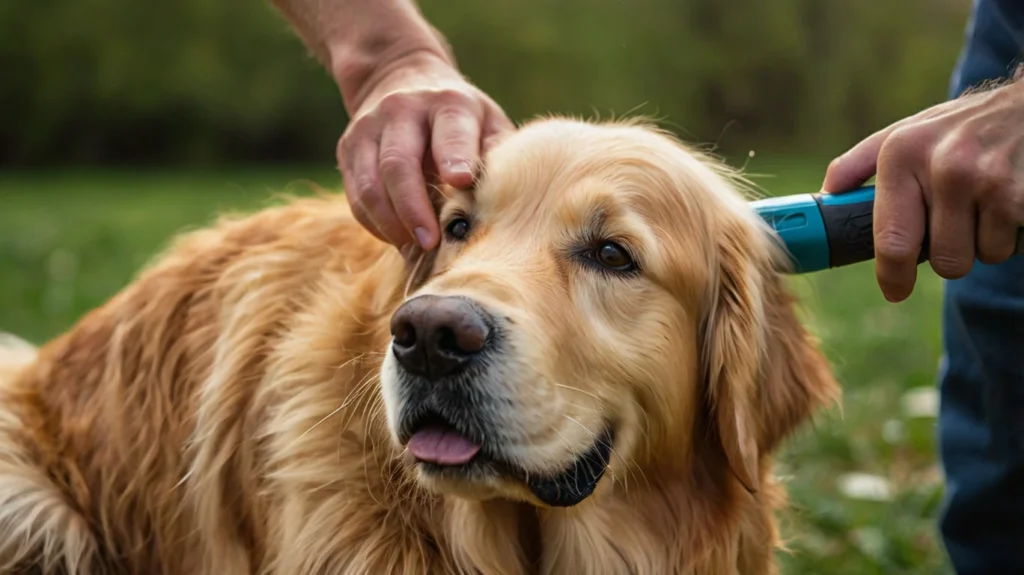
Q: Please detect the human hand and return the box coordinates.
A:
[337,51,514,255]
[822,76,1024,302]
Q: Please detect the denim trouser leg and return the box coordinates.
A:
[937,255,1024,573]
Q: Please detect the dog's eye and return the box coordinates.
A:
[445,218,471,242]
[594,241,635,272]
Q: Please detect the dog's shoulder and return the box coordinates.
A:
[146,192,381,279]
[0,191,404,573]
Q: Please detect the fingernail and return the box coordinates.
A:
[414,227,432,249]
[447,159,473,176]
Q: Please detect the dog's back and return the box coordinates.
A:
[0,194,406,574]
[0,332,102,574]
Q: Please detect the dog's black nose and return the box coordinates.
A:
[390,295,492,379]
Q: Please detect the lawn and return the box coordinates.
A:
[0,161,952,574]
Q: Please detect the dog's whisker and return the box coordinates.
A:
[561,414,639,489]
[554,383,603,403]
[292,403,348,445]
[336,373,382,432]
[307,377,377,442]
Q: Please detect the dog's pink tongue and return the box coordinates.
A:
[408,425,481,465]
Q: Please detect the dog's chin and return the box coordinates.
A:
[401,414,616,508]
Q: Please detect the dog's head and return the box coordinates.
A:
[379,117,838,508]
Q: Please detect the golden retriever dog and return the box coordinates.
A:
[0,116,838,575]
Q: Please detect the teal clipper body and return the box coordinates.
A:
[751,186,879,274]
[751,184,1023,274]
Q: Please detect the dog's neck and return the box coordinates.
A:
[433,456,760,575]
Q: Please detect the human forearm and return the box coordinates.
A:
[268,0,456,113]
[270,0,513,253]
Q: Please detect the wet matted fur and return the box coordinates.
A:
[0,117,839,575]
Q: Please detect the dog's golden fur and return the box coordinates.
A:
[0,117,838,575]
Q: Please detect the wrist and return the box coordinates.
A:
[328,31,456,115]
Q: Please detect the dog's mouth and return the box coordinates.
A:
[406,411,483,466]
[402,409,615,507]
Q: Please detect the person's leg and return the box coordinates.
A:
[938,2,1024,572]
[937,256,1024,574]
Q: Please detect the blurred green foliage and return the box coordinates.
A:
[2,0,971,166]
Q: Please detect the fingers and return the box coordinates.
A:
[822,87,1024,303]
[975,163,1024,263]
[977,206,1020,264]
[873,134,928,303]
[928,182,977,280]
[822,105,955,194]
[337,84,513,253]
[379,113,436,250]
[340,137,394,245]
[481,106,516,157]
[430,94,482,189]
[822,126,895,194]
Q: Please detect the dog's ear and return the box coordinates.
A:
[401,182,450,293]
[403,244,440,292]
[702,216,838,494]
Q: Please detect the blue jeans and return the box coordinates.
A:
[939,1,1024,572]
[938,257,1024,573]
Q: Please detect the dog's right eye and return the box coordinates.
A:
[445,218,471,242]
[594,241,636,272]
[575,240,640,276]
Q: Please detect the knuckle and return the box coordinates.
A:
[972,158,1023,215]
[992,172,1020,200]
[432,87,473,109]
[433,104,472,127]
[977,247,1010,266]
[354,174,379,197]
[874,227,919,261]
[336,139,355,170]
[376,91,414,116]
[343,114,374,140]
[974,163,1009,200]
[434,127,473,152]
[378,148,416,176]
[931,130,984,184]
[826,155,845,176]
[879,126,921,163]
[932,150,979,188]
[338,121,373,158]
[929,252,971,279]
[1007,186,1024,221]
[347,178,381,207]
[337,130,356,157]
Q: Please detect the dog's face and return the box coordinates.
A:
[379,118,836,508]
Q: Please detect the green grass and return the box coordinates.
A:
[0,162,951,573]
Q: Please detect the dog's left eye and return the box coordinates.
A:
[445,218,471,242]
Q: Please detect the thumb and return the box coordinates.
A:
[822,102,954,194]
[821,125,895,194]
